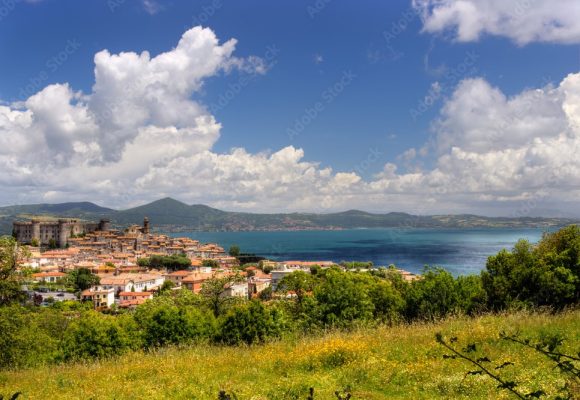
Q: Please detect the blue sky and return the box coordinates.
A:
[1,0,579,216]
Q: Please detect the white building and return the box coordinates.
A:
[224,283,249,299]
[81,286,115,309]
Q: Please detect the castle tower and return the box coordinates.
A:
[143,217,150,235]
[31,219,41,244]
[58,219,70,248]
[98,219,111,232]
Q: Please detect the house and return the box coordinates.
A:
[271,268,298,291]
[81,286,115,309]
[249,277,271,297]
[100,273,165,295]
[224,283,249,298]
[118,291,153,308]
[164,270,192,286]
[31,271,67,283]
[182,272,215,293]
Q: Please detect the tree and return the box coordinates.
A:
[404,267,460,321]
[48,239,57,249]
[158,280,176,294]
[0,306,61,368]
[278,271,315,307]
[144,255,191,271]
[202,259,219,268]
[314,269,374,327]
[368,279,405,323]
[216,300,280,345]
[68,268,100,292]
[60,312,139,360]
[0,236,28,306]
[200,273,244,317]
[481,227,580,310]
[134,300,215,348]
[30,238,39,247]
[228,245,240,258]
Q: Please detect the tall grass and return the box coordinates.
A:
[0,310,578,399]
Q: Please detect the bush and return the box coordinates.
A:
[404,267,460,321]
[133,292,216,348]
[60,311,140,361]
[216,300,281,345]
[0,306,60,368]
[481,226,580,310]
[314,269,374,327]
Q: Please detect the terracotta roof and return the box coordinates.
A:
[119,291,153,297]
[167,270,192,277]
[32,272,66,277]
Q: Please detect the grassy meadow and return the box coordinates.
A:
[0,310,578,399]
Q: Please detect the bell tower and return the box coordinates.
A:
[143,217,150,235]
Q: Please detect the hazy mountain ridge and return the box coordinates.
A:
[0,197,577,234]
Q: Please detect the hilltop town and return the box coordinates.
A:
[14,216,418,310]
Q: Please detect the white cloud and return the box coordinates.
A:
[413,0,580,45]
[0,26,579,216]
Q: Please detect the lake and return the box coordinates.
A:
[169,228,550,276]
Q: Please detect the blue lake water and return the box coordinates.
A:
[170,228,550,276]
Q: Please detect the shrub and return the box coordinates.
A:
[60,311,139,361]
[216,300,281,345]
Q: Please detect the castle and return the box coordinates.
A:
[13,218,112,247]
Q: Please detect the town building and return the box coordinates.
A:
[81,286,115,309]
[118,291,154,308]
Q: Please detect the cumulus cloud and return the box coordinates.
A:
[413,0,580,45]
[365,72,580,215]
[1,26,579,216]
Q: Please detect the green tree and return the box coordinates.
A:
[145,255,191,271]
[60,312,139,360]
[134,299,216,348]
[216,300,280,345]
[200,273,244,317]
[481,227,580,310]
[404,267,460,321]
[228,245,240,258]
[278,271,315,307]
[0,306,60,368]
[202,259,219,268]
[368,279,405,323]
[314,269,374,327]
[0,236,28,306]
[158,280,176,294]
[48,239,58,249]
[68,268,100,292]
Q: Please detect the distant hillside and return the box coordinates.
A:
[0,197,577,234]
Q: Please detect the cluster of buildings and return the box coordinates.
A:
[17,216,418,310]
